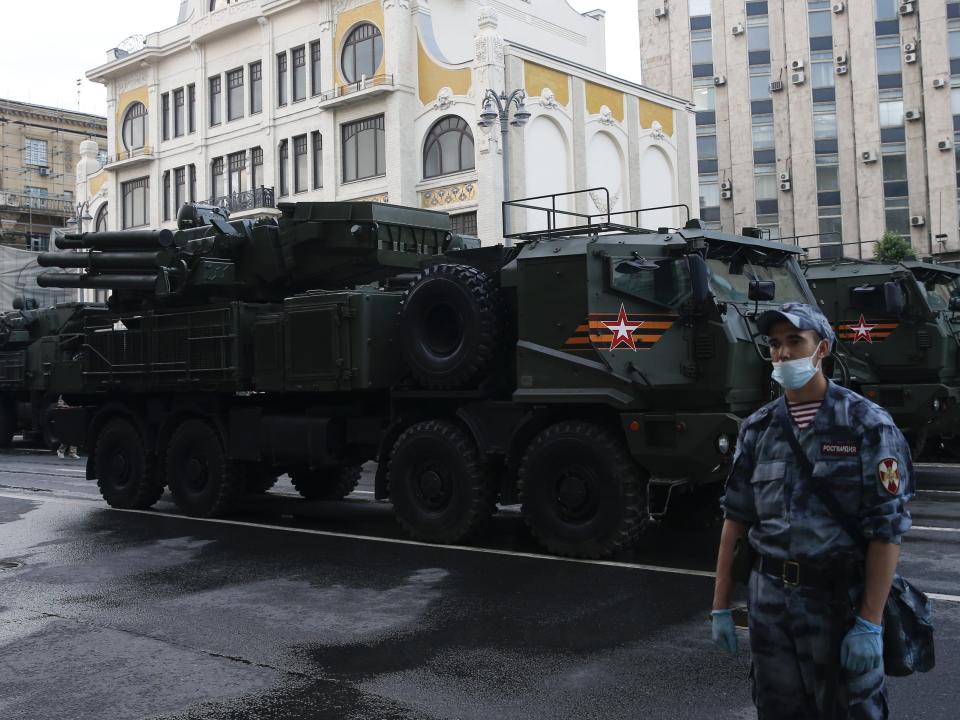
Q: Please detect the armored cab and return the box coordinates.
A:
[806,259,960,453]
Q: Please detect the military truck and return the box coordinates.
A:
[806,259,960,455]
[44,191,815,558]
[0,299,103,448]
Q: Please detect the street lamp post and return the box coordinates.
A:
[65,200,94,240]
[477,88,531,242]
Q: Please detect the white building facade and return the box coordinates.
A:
[639,0,960,260]
[79,0,698,245]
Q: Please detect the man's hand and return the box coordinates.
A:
[841,616,883,674]
[711,609,738,656]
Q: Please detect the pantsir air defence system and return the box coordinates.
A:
[41,191,816,558]
[807,259,960,455]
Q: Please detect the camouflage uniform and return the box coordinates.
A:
[723,381,913,719]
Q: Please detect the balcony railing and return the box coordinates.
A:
[318,74,395,103]
[105,146,154,165]
[0,191,74,215]
[207,186,276,213]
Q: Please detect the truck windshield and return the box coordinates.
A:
[918,276,960,312]
[704,246,808,304]
[610,256,691,308]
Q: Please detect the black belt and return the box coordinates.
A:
[755,554,841,589]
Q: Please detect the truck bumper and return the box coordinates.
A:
[860,383,960,435]
[619,411,741,483]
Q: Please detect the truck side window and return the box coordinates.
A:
[610,257,691,308]
[849,284,904,317]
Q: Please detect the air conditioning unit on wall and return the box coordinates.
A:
[832,2,845,12]
[791,71,806,85]
[836,65,849,76]
[898,2,915,15]
[654,6,668,19]
[904,108,922,121]
[836,52,848,65]
[779,171,791,182]
[904,52,917,64]
[732,23,745,36]
[714,75,727,86]
[861,150,878,163]
[933,78,947,89]
[791,59,806,71]
[938,138,953,151]
[910,215,925,227]
[721,179,733,191]
[769,80,785,92]
[780,180,792,192]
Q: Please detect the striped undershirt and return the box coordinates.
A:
[788,400,822,430]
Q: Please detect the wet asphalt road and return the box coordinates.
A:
[1,444,959,719]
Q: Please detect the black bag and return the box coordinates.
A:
[731,534,756,586]
[775,401,935,676]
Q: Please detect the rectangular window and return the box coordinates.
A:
[163,170,171,221]
[341,115,386,183]
[252,147,263,188]
[450,212,478,236]
[188,84,196,133]
[816,154,840,192]
[756,214,781,240]
[952,83,960,116]
[692,80,716,111]
[174,88,185,137]
[810,50,835,89]
[884,198,910,236]
[175,166,186,210]
[279,140,289,196]
[209,75,222,126]
[311,131,323,188]
[227,68,244,121]
[813,102,837,139]
[250,61,262,114]
[875,0,898,21]
[277,52,288,106]
[697,129,718,159]
[688,0,711,17]
[699,173,719,208]
[747,17,769,53]
[161,93,170,141]
[189,164,197,203]
[751,114,774,150]
[808,8,832,38]
[311,41,322,96]
[950,22,960,60]
[24,138,48,166]
[211,156,225,199]
[819,208,843,251]
[293,134,308,192]
[122,177,149,228]
[228,151,245,195]
[882,142,907,183]
[749,64,771,100]
[879,89,904,127]
[690,29,713,65]
[292,46,307,102]
[754,164,777,201]
[876,36,901,75]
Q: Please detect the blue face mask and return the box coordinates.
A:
[771,343,824,390]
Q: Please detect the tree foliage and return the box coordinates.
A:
[874,231,916,263]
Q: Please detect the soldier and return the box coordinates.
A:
[709,303,912,719]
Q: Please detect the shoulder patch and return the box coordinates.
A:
[878,458,902,495]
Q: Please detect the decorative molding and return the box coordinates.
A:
[382,0,410,8]
[434,86,454,110]
[478,5,499,29]
[650,120,666,140]
[474,33,504,66]
[589,189,621,214]
[353,192,389,203]
[116,71,147,94]
[599,105,615,126]
[421,181,477,208]
[540,87,559,111]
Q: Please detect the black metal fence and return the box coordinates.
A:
[207,186,276,213]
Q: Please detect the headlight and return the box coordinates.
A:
[717,433,732,455]
[933,398,942,412]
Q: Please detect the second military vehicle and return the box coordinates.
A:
[807,259,960,455]
[44,191,815,558]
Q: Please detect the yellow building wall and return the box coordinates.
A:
[417,38,472,105]
[523,62,570,107]
[115,86,150,155]
[333,1,386,87]
[89,172,108,197]
[584,82,624,123]
[638,98,675,137]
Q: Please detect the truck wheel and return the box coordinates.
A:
[166,419,241,517]
[519,421,643,559]
[95,418,163,509]
[290,465,361,500]
[387,420,496,543]
[400,264,501,390]
[0,400,15,448]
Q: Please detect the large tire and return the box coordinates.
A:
[94,417,163,509]
[290,465,361,500]
[519,421,644,559]
[387,420,496,543]
[400,264,501,390]
[166,419,242,517]
[0,399,15,449]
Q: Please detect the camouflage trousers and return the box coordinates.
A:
[748,569,888,720]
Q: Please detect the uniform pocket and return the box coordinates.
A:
[812,459,861,509]
[750,460,786,518]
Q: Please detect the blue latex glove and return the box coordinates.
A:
[711,609,738,656]
[841,616,883,675]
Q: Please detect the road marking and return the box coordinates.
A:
[919,489,960,495]
[912,525,960,533]
[0,490,716,579]
[927,593,960,603]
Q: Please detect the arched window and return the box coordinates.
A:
[121,102,148,152]
[423,116,475,179]
[95,204,108,232]
[341,23,383,83]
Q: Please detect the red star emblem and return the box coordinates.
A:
[601,303,643,351]
[848,313,876,344]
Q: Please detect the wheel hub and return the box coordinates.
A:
[185,457,207,493]
[417,468,449,510]
[110,452,129,486]
[557,471,589,512]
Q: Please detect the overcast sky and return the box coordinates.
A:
[0,1,640,118]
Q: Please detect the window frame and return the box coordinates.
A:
[277,51,288,107]
[341,23,384,84]
[341,114,386,183]
[250,61,263,115]
[209,75,222,127]
[227,67,244,121]
[423,115,476,179]
[121,102,148,152]
[292,46,307,102]
[121,177,150,229]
